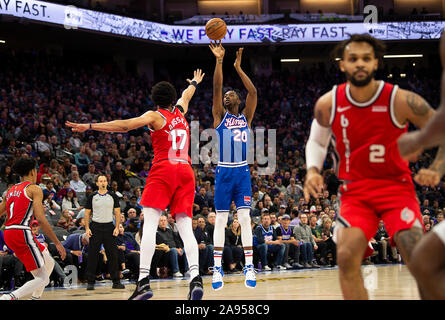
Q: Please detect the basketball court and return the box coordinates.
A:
[18,264,418,300]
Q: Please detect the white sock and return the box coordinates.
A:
[31,249,55,299]
[213,211,229,268]
[175,213,200,281]
[138,207,162,281]
[238,209,254,266]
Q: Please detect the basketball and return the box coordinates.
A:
[205,18,227,41]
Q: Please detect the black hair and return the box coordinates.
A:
[150,81,177,108]
[12,157,36,177]
[332,33,386,67]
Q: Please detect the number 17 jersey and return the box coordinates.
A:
[330,81,412,183]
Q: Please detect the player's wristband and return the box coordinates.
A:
[190,80,198,88]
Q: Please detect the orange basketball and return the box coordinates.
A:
[205,18,227,41]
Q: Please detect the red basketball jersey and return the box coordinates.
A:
[149,106,191,165]
[5,181,34,227]
[330,81,412,182]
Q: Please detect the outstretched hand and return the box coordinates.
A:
[234,47,244,70]
[209,40,225,59]
[65,121,89,133]
[186,69,205,85]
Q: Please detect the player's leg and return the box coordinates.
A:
[30,248,55,300]
[234,166,256,287]
[336,227,369,300]
[170,163,203,300]
[212,166,231,290]
[128,207,163,300]
[409,221,445,299]
[1,231,49,300]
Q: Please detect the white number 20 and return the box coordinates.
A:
[369,144,385,163]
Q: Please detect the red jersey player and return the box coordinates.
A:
[304,34,443,300]
[0,157,66,300]
[66,69,205,300]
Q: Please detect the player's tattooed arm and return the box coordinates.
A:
[396,89,435,128]
[314,90,333,127]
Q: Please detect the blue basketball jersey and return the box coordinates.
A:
[215,112,249,166]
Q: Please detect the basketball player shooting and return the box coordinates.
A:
[304,34,445,300]
[0,157,66,300]
[209,41,258,290]
[397,30,445,300]
[66,69,205,300]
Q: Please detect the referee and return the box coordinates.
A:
[84,174,125,290]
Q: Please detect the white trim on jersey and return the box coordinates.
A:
[329,85,337,125]
[155,110,168,130]
[389,85,405,129]
[4,225,31,230]
[23,184,32,201]
[215,112,229,130]
[24,229,45,269]
[217,160,248,167]
[345,80,385,107]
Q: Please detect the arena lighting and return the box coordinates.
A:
[383,54,423,58]
[0,40,5,44]
[281,59,300,62]
[388,74,393,78]
[335,58,341,61]
[400,73,406,78]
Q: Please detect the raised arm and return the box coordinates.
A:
[209,41,226,128]
[176,69,205,115]
[234,48,257,126]
[66,110,163,133]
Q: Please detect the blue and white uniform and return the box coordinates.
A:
[214,111,251,213]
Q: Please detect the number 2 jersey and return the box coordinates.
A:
[330,81,412,183]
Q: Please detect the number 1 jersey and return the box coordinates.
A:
[330,81,412,182]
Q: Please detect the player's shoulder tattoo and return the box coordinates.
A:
[405,91,431,116]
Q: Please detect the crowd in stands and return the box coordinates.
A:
[0,48,444,289]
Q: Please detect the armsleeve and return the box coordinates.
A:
[305,119,332,171]
[176,105,184,113]
[112,193,120,208]
[85,194,94,210]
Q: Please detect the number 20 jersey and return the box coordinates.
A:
[330,81,412,183]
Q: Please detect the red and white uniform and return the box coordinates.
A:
[4,181,46,272]
[330,81,423,248]
[140,106,195,217]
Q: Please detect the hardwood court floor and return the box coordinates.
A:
[23,264,421,300]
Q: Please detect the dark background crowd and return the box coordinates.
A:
[0,43,444,289]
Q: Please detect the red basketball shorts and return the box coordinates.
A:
[337,178,424,248]
[139,160,195,218]
[4,228,46,272]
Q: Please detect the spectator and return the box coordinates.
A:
[374,220,397,264]
[276,214,302,269]
[124,208,138,226]
[194,186,212,215]
[62,189,82,212]
[62,233,90,281]
[82,164,97,187]
[124,196,142,216]
[192,216,213,276]
[74,145,91,175]
[70,170,87,193]
[111,162,126,190]
[293,213,320,269]
[223,218,244,272]
[320,218,336,266]
[156,215,188,278]
[270,212,280,229]
[116,223,140,280]
[254,213,286,271]
[57,209,76,231]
